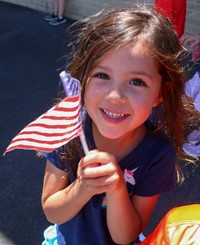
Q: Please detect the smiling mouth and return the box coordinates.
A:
[102,109,127,119]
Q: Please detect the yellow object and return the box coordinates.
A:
[139,204,200,245]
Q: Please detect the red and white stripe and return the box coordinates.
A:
[4,95,82,154]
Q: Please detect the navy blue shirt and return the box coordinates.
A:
[44,118,176,245]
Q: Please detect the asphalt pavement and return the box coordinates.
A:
[0,2,75,244]
[0,2,200,245]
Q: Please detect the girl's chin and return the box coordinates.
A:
[98,128,127,140]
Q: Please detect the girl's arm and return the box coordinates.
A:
[80,150,159,244]
[42,150,159,244]
[107,191,159,244]
[41,160,93,224]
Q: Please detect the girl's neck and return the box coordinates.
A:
[92,123,146,161]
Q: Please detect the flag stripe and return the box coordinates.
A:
[28,101,80,122]
[14,126,78,134]
[7,124,82,147]
[9,121,82,142]
[44,104,80,113]
[41,108,80,118]
[4,72,83,155]
[26,118,80,127]
[14,127,78,137]
[12,131,66,137]
[5,127,82,153]
[41,115,79,120]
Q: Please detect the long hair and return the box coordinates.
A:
[60,5,188,182]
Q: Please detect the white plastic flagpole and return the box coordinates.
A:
[80,132,89,155]
[60,71,89,155]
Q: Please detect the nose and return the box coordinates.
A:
[106,85,126,104]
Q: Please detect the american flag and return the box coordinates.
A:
[4,72,83,154]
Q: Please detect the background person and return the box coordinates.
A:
[154,0,186,38]
[44,0,67,26]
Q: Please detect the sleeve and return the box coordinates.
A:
[135,143,177,196]
[43,150,66,171]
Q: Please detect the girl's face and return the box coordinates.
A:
[84,42,162,141]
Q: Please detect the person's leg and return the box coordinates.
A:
[49,0,67,25]
[44,0,58,21]
[53,0,59,16]
[58,0,66,19]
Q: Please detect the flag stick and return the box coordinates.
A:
[60,71,89,155]
[80,131,89,154]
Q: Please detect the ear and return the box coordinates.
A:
[153,95,163,107]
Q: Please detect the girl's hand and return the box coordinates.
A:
[77,150,124,196]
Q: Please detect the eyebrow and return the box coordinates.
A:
[131,71,153,81]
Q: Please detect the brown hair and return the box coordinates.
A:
[60,5,189,182]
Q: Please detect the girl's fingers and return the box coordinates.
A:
[86,173,119,187]
[78,174,120,194]
[80,150,116,169]
[81,162,116,178]
[77,150,123,195]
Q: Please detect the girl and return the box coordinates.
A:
[42,5,186,245]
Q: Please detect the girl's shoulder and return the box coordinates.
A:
[42,149,65,170]
[133,131,176,159]
[147,132,176,153]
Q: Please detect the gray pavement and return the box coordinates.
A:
[0,1,200,245]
